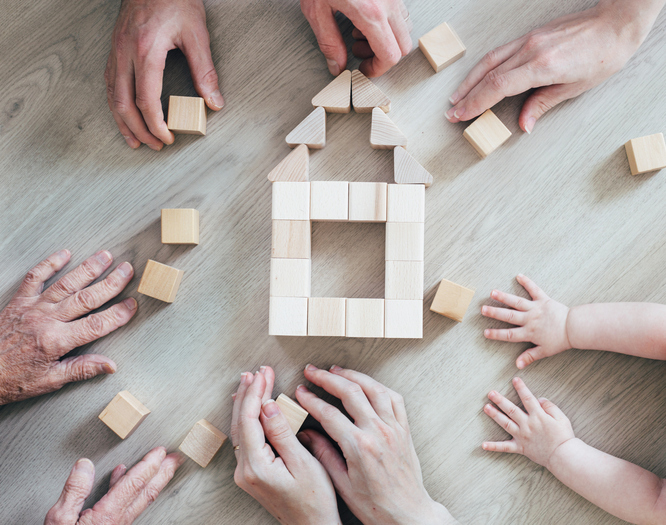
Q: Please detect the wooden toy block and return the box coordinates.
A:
[276,394,309,433]
[272,220,311,259]
[167,96,206,135]
[348,182,387,222]
[430,279,475,322]
[310,181,349,221]
[346,298,384,338]
[351,70,391,113]
[371,108,407,149]
[625,133,666,175]
[137,260,184,303]
[161,209,200,245]
[387,184,425,223]
[394,147,433,187]
[269,297,308,336]
[312,70,351,113]
[178,419,227,468]
[418,22,466,73]
[270,258,311,297]
[267,144,309,182]
[385,223,424,261]
[385,261,423,300]
[272,182,310,220]
[99,391,150,439]
[463,110,511,158]
[308,297,346,336]
[385,300,423,338]
[286,107,326,149]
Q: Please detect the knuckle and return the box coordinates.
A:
[200,67,219,88]
[484,69,508,92]
[481,49,500,67]
[24,267,43,284]
[135,32,156,60]
[113,98,133,117]
[344,383,364,397]
[503,420,513,432]
[84,314,107,337]
[357,0,383,22]
[523,32,545,53]
[505,330,514,341]
[144,486,161,505]
[320,405,339,421]
[73,290,98,313]
[355,434,377,454]
[65,361,96,382]
[134,94,154,113]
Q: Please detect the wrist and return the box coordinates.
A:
[596,0,665,49]
[546,437,580,473]
[420,498,458,525]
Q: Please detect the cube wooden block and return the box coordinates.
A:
[179,419,227,468]
[385,300,423,338]
[272,182,310,220]
[418,22,466,73]
[137,260,184,303]
[270,258,311,297]
[167,96,206,135]
[311,181,349,221]
[308,297,346,336]
[272,220,311,258]
[385,261,424,300]
[387,184,425,222]
[430,279,475,322]
[625,133,666,175]
[463,110,511,158]
[349,182,387,222]
[99,391,150,439]
[276,394,309,433]
[346,298,384,338]
[161,209,199,245]
[269,297,308,336]
[385,223,424,261]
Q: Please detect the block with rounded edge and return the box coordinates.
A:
[308,297,346,336]
[276,394,309,433]
[430,279,475,322]
[349,182,387,222]
[371,108,407,149]
[346,298,384,338]
[161,209,199,245]
[270,258,311,297]
[311,181,349,221]
[463,110,511,158]
[418,22,466,73]
[167,96,206,135]
[99,391,150,439]
[179,419,227,468]
[312,70,351,113]
[286,107,326,149]
[267,145,309,182]
[385,300,423,338]
[351,70,390,113]
[137,260,184,303]
[269,297,308,336]
[387,184,425,223]
[625,133,666,175]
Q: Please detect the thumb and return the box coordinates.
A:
[298,429,351,497]
[538,397,567,420]
[301,3,347,76]
[516,346,551,369]
[520,84,577,134]
[48,355,117,389]
[260,399,310,466]
[44,458,95,525]
[180,25,224,110]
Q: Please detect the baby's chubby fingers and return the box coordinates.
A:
[512,377,542,414]
[482,305,526,326]
[487,390,527,425]
[483,403,519,436]
[516,274,547,301]
[489,289,533,311]
[484,327,528,342]
[482,440,519,454]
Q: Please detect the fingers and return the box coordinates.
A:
[538,397,567,420]
[231,371,254,447]
[181,24,225,111]
[487,390,526,426]
[298,429,351,496]
[124,452,183,521]
[516,346,549,369]
[482,440,519,454]
[295,384,357,444]
[515,274,547,301]
[519,84,578,134]
[352,40,374,60]
[16,249,70,298]
[105,447,166,507]
[109,464,126,488]
[238,371,269,458]
[63,298,137,351]
[512,377,541,414]
[355,17,402,77]
[260,366,275,404]
[484,327,528,343]
[488,289,532,311]
[386,11,412,57]
[483,403,519,436]
[42,251,114,303]
[44,458,95,525]
[481,305,526,326]
[301,2,347,76]
[260,399,307,467]
[328,366,396,425]
[46,354,117,391]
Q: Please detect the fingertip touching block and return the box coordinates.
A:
[167,96,206,135]
[286,107,326,149]
[371,108,407,149]
[385,300,423,338]
[624,133,666,175]
[272,220,311,258]
[386,223,424,261]
[418,22,466,73]
[387,184,425,222]
[99,391,150,439]
[308,297,346,336]
[349,182,387,222]
[267,144,309,182]
[310,181,349,221]
[351,70,391,113]
[161,209,200,245]
[463,110,511,158]
[179,419,227,468]
[137,260,184,303]
[346,298,385,338]
[430,279,475,322]
[385,261,424,300]
[394,147,433,187]
[270,258,311,297]
[312,70,352,113]
[272,182,310,220]
[269,297,308,336]
[276,394,309,433]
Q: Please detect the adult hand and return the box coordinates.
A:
[296,365,457,525]
[44,447,182,525]
[300,0,412,77]
[231,367,341,525]
[0,249,136,405]
[105,0,224,150]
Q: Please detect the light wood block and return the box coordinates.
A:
[276,394,308,433]
[387,184,425,223]
[418,22,466,73]
[349,182,387,222]
[312,70,351,113]
[286,107,326,149]
[270,258,310,297]
[166,96,206,135]
[179,419,227,468]
[137,260,184,303]
[385,300,423,338]
[430,279,475,322]
[267,144,309,182]
[625,133,666,175]
[98,391,150,439]
[394,147,433,187]
[385,261,423,300]
[371,108,407,149]
[386,223,424,261]
[272,182,310,220]
[346,298,384,338]
[463,110,511,158]
[310,181,349,221]
[308,297,346,336]
[161,209,199,245]
[269,297,308,336]
[351,70,391,113]
[272,220,311,258]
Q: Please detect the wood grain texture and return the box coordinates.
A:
[312,70,352,113]
[98,390,150,440]
[351,69,391,113]
[394,146,434,187]
[624,133,666,175]
[167,96,206,135]
[275,394,309,433]
[418,22,466,73]
[463,109,512,158]
[161,208,200,245]
[286,107,326,149]
[430,278,475,322]
[178,419,228,468]
[137,259,184,303]
[370,107,408,149]
[0,0,665,523]
[267,144,310,182]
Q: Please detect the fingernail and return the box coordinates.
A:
[158,447,167,459]
[240,372,248,384]
[75,458,94,475]
[117,262,132,278]
[449,92,459,104]
[525,117,536,134]
[517,274,524,279]
[491,291,498,299]
[488,391,496,398]
[305,364,317,371]
[297,432,311,447]
[96,250,112,265]
[57,249,70,260]
[262,399,280,418]
[231,393,236,400]
[296,384,307,392]
[102,362,116,374]
[453,107,465,119]
[484,329,490,337]
[481,306,487,314]
[327,59,341,76]
[259,366,266,373]
[517,360,524,369]
[209,90,225,110]
[513,377,520,383]
[482,443,488,450]
[122,298,137,311]
[445,108,456,120]
[329,365,342,372]
[148,143,163,152]
[123,135,139,148]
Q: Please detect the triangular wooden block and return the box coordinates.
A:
[312,70,351,113]
[351,70,391,113]
[267,144,309,182]
[286,107,326,149]
[370,108,407,149]
[394,147,433,187]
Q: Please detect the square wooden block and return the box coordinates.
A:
[625,133,666,175]
[272,220,311,258]
[99,391,150,439]
[137,260,184,303]
[418,22,466,73]
[179,419,227,468]
[269,297,308,336]
[346,298,384,338]
[272,182,310,220]
[276,394,309,433]
[385,261,423,300]
[349,182,387,222]
[385,300,423,338]
[311,181,349,221]
[308,297,346,336]
[386,223,424,261]
[167,96,206,135]
[387,184,425,222]
[161,209,199,245]
[430,279,475,322]
[463,110,511,158]
[270,258,311,297]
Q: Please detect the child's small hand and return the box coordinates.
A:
[482,274,572,369]
[482,377,575,468]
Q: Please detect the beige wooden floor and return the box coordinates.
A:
[1,0,665,523]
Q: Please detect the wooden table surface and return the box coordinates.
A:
[1,0,665,523]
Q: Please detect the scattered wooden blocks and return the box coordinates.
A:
[99,391,150,439]
[394,147,433,187]
[272,220,311,258]
[286,107,326,149]
[430,279,475,322]
[463,109,511,158]
[346,298,384,338]
[371,108,407,149]
[624,133,666,175]
[272,182,310,220]
[269,297,308,336]
[386,223,424,261]
[267,144,309,182]
[351,70,391,113]
[276,394,308,433]
[161,209,199,245]
[308,297,346,336]
[418,22,466,73]
[385,261,424,300]
[385,300,423,338]
[167,96,206,135]
[349,182,387,222]
[137,260,184,303]
[312,70,351,113]
[387,184,425,222]
[178,419,227,468]
[270,258,311,297]
[311,181,349,221]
